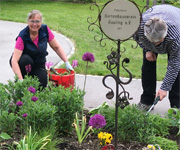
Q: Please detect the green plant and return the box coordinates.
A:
[100,105,170,143]
[148,136,179,150]
[0,111,19,135]
[0,83,11,112]
[4,75,40,112]
[166,108,180,135]
[157,0,180,4]
[0,132,12,141]
[0,132,12,150]
[38,84,84,134]
[89,102,109,116]
[72,112,93,144]
[13,126,51,150]
[18,96,56,132]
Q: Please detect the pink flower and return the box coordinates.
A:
[28,86,36,94]
[31,96,38,102]
[25,64,31,73]
[45,62,54,70]
[16,101,23,106]
[22,113,27,117]
[89,114,106,129]
[82,52,95,63]
[72,60,78,68]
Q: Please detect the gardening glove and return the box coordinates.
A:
[19,79,23,82]
[65,61,73,71]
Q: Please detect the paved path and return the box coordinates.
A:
[0,20,171,117]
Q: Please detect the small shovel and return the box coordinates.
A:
[146,96,160,115]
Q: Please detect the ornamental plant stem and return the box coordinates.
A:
[83,61,88,92]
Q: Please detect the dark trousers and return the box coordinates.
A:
[141,51,180,108]
[10,54,47,88]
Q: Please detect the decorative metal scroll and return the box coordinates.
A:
[88,0,148,149]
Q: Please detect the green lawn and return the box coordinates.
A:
[0,0,175,80]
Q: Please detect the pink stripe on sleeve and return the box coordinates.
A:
[47,26,55,42]
[15,37,24,51]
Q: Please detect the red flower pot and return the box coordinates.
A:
[48,68,75,89]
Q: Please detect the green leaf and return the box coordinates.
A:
[0,132,12,140]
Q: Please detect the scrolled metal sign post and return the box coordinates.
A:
[88,0,143,149]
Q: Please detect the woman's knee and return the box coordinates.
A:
[19,54,34,66]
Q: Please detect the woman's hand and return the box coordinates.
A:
[156,89,167,101]
[146,51,157,61]
[65,61,73,71]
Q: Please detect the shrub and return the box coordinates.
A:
[0,111,18,135]
[100,105,170,143]
[18,99,56,132]
[148,136,179,150]
[157,0,180,4]
[38,84,84,134]
[0,83,11,112]
[4,75,40,109]
[166,108,180,135]
[0,75,84,135]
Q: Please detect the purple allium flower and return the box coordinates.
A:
[25,64,31,73]
[72,60,78,69]
[31,96,38,102]
[22,113,27,118]
[89,114,106,129]
[82,52,95,63]
[28,86,36,94]
[45,62,54,70]
[16,101,23,106]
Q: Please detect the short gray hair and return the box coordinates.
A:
[144,16,167,42]
[27,10,43,21]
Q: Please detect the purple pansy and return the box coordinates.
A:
[72,60,78,69]
[25,64,31,73]
[31,96,38,102]
[22,113,27,118]
[16,101,23,106]
[82,52,95,63]
[45,62,54,70]
[89,114,106,129]
[28,86,36,94]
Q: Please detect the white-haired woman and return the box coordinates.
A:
[10,10,73,88]
[134,4,180,110]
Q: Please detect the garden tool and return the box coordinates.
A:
[146,96,160,115]
[50,67,59,75]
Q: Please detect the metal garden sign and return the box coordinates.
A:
[88,0,148,149]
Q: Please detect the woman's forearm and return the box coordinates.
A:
[11,60,23,79]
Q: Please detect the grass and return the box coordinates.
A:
[0,0,177,80]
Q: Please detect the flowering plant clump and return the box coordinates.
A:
[101,144,115,150]
[28,86,36,94]
[16,101,23,106]
[142,144,162,150]
[89,114,106,129]
[98,132,113,146]
[31,96,38,102]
